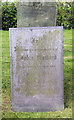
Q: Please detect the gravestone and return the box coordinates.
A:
[9,27,64,112]
[17,2,57,27]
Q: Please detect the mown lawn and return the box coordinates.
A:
[1,29,72,118]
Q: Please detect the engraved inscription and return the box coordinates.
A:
[14,47,57,61]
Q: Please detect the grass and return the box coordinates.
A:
[1,29,72,118]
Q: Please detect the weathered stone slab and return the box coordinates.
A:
[9,27,64,112]
[17,2,57,27]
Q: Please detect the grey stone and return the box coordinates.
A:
[17,2,57,27]
[9,27,64,112]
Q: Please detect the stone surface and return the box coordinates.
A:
[17,2,57,27]
[9,27,64,112]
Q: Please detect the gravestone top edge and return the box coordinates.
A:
[17,1,57,3]
[17,2,57,6]
[9,26,63,30]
